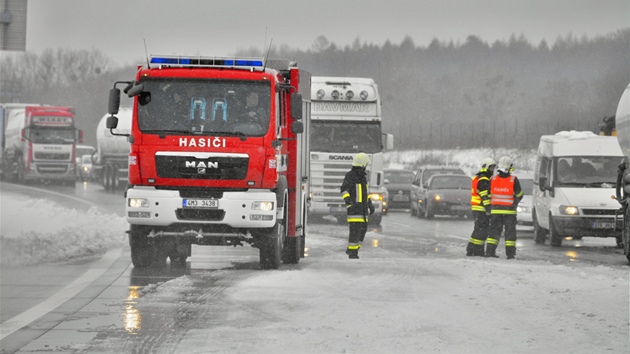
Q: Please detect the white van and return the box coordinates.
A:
[533,131,624,247]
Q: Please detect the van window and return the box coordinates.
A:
[553,156,622,187]
[537,156,550,182]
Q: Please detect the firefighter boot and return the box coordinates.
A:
[473,244,486,257]
[485,244,499,258]
[349,249,359,259]
[506,248,516,259]
[466,243,475,256]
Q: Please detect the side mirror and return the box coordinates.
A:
[77,129,84,144]
[291,93,303,120]
[538,177,547,192]
[108,88,121,115]
[106,115,119,130]
[384,179,390,185]
[291,121,303,134]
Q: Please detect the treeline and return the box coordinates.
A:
[1,29,629,149]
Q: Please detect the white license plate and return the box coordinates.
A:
[183,198,219,209]
[393,195,409,201]
[452,205,469,211]
[330,206,346,212]
[591,221,614,229]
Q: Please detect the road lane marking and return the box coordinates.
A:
[0,247,122,340]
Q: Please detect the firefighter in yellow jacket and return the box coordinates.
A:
[486,156,523,259]
[340,152,375,259]
[466,157,496,256]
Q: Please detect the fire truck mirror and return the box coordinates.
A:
[291,121,304,134]
[106,115,119,130]
[290,93,303,119]
[108,88,121,115]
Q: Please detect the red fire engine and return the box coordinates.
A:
[107,55,311,269]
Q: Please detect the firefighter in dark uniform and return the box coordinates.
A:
[486,156,523,259]
[340,152,375,259]
[466,157,496,256]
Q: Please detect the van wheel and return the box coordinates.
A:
[410,202,417,216]
[549,215,563,247]
[532,210,547,244]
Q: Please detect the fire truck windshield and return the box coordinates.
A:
[137,79,271,136]
[29,127,76,144]
[311,121,382,153]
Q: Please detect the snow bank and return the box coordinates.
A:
[0,192,127,267]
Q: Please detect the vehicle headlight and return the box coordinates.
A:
[559,205,579,215]
[252,201,274,210]
[128,198,149,208]
[433,194,443,202]
[517,205,531,213]
[369,193,384,202]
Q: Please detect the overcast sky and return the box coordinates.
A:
[25,0,630,66]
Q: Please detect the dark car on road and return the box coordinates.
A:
[410,165,466,216]
[384,169,415,210]
[416,173,472,219]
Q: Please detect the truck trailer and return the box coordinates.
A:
[93,107,131,191]
[107,55,311,269]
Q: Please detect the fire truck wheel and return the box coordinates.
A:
[259,221,284,269]
[624,208,630,264]
[129,225,153,268]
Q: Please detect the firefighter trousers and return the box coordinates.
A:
[486,214,517,258]
[347,222,368,258]
[466,211,490,256]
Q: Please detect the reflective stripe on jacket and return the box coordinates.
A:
[490,174,520,215]
[471,173,491,212]
[340,166,372,223]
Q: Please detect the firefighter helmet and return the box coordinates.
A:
[352,152,370,167]
[497,156,513,173]
[480,157,496,170]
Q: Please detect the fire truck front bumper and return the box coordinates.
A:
[125,186,277,228]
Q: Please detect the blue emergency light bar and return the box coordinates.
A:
[150,55,264,70]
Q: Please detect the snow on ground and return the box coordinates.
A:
[132,233,629,354]
[0,190,127,267]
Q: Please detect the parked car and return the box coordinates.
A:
[410,165,466,216]
[77,154,94,181]
[417,173,472,219]
[516,173,534,227]
[384,169,415,210]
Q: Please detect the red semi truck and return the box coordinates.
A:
[2,105,81,186]
[107,55,311,269]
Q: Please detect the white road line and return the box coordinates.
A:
[0,247,122,340]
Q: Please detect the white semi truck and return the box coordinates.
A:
[93,107,131,191]
[309,77,394,225]
[614,83,630,263]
